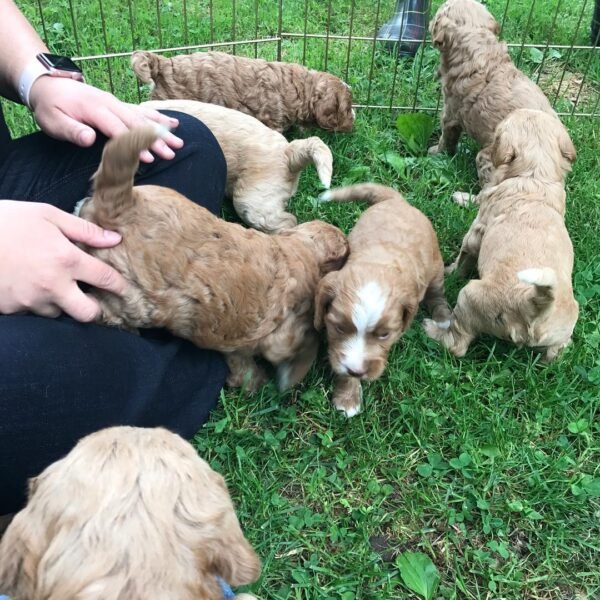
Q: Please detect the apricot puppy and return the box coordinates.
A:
[132,49,355,133]
[316,184,451,417]
[79,126,348,392]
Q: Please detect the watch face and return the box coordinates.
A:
[38,53,82,73]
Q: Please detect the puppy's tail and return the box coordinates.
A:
[286,137,333,188]
[319,183,404,205]
[131,50,162,84]
[517,267,557,317]
[91,125,165,225]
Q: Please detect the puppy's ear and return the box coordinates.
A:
[491,130,516,167]
[430,15,452,48]
[559,129,576,164]
[314,271,339,330]
[131,51,159,84]
[207,526,261,588]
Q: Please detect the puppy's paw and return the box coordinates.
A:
[452,191,475,206]
[423,318,445,341]
[332,378,363,418]
[428,144,441,155]
[226,365,268,394]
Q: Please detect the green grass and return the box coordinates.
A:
[6,1,600,598]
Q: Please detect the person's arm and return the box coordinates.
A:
[0,0,182,161]
[0,0,47,102]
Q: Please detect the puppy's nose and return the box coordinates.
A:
[347,367,366,378]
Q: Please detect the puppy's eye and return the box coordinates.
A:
[375,331,390,341]
[334,324,346,335]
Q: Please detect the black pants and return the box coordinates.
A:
[0,108,228,513]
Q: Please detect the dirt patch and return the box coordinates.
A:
[537,63,599,110]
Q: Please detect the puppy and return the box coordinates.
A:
[424,109,579,361]
[428,0,566,196]
[316,184,451,417]
[0,426,260,599]
[142,99,333,233]
[78,126,348,392]
[131,50,355,133]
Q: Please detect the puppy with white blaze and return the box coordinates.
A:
[423,109,579,361]
[316,184,452,417]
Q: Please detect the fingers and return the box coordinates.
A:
[35,106,97,147]
[32,303,62,319]
[56,287,103,323]
[46,207,122,248]
[73,251,128,297]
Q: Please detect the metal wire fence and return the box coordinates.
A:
[10,0,600,122]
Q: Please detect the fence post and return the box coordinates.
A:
[277,0,283,60]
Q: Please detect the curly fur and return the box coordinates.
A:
[316,184,451,416]
[0,427,260,599]
[132,50,354,133]
[142,99,333,233]
[428,0,571,189]
[79,126,349,392]
[424,110,578,362]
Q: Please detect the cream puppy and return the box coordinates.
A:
[0,426,260,599]
[315,184,451,416]
[424,109,578,361]
[428,0,568,203]
[143,99,333,233]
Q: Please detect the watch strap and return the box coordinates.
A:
[18,57,49,109]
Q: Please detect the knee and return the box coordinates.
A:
[137,110,227,215]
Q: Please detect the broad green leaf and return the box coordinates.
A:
[568,419,589,434]
[528,47,544,64]
[396,552,440,600]
[525,509,544,520]
[380,151,407,178]
[481,445,501,459]
[583,477,600,497]
[417,463,434,477]
[396,113,436,155]
[507,500,524,512]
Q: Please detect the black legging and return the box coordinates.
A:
[0,107,228,513]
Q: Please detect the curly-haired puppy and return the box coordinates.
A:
[78,126,348,392]
[428,0,568,198]
[131,50,355,133]
[142,99,333,233]
[0,426,260,599]
[424,109,578,361]
[316,184,451,417]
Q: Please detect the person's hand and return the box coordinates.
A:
[0,201,128,322]
[28,76,184,162]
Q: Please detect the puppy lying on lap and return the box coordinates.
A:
[0,426,260,599]
[78,126,348,392]
[142,99,333,233]
[132,50,355,133]
[428,0,565,199]
[316,184,451,417]
[424,109,578,361]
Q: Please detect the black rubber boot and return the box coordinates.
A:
[377,0,431,57]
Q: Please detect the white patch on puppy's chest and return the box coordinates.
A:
[341,281,387,374]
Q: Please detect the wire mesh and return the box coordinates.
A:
[11,0,600,117]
